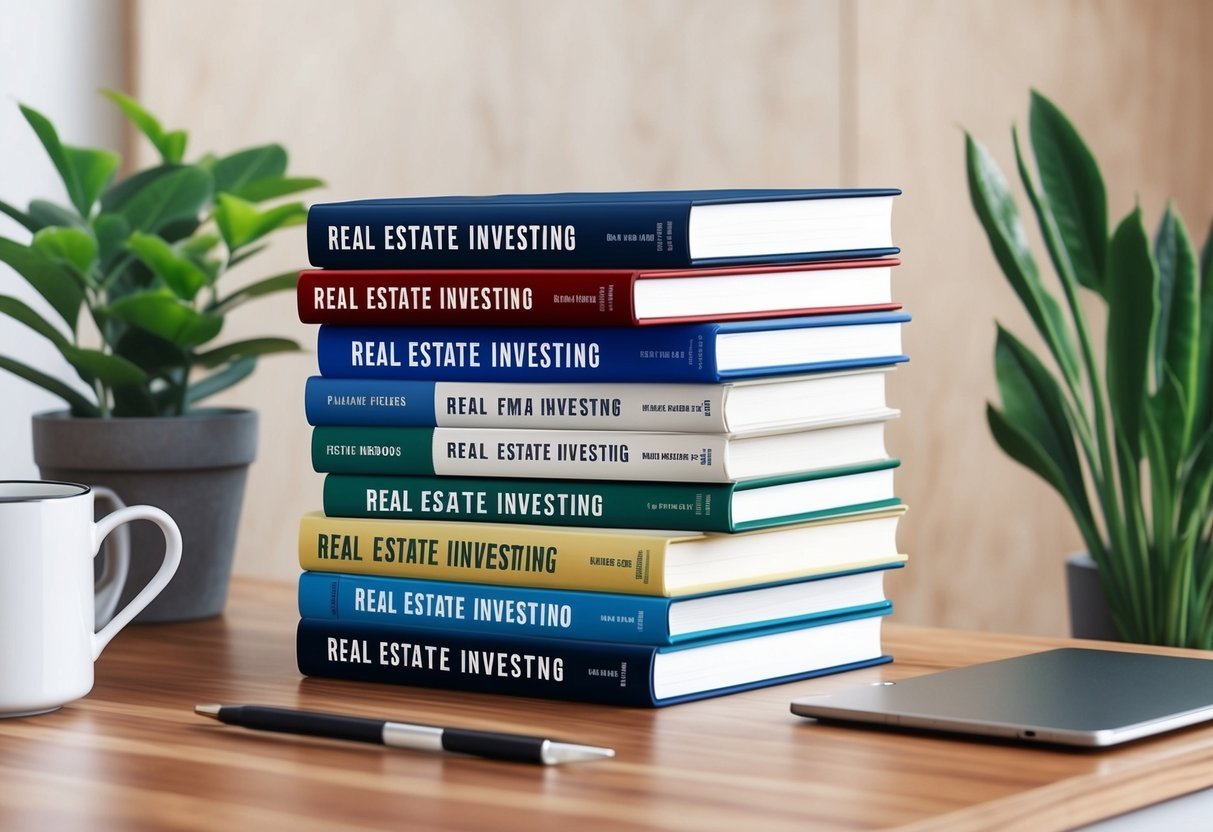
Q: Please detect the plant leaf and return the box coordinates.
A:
[1195,220,1213,433]
[186,356,256,405]
[234,176,324,202]
[0,239,84,331]
[0,198,43,233]
[1028,90,1107,296]
[31,226,98,280]
[208,270,298,313]
[101,89,187,163]
[192,337,300,369]
[0,355,98,416]
[1153,206,1201,468]
[212,145,287,195]
[93,213,131,268]
[226,243,268,269]
[100,164,180,213]
[124,232,210,300]
[1106,207,1159,461]
[105,289,223,346]
[0,294,71,349]
[988,404,1083,520]
[18,103,121,218]
[62,346,149,387]
[965,133,1079,387]
[994,325,1092,519]
[112,166,212,235]
[213,194,306,251]
[28,200,84,229]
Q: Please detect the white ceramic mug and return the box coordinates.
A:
[0,480,182,717]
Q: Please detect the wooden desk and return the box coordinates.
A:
[3,579,1213,831]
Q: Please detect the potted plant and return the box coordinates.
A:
[966,91,1213,647]
[0,91,322,621]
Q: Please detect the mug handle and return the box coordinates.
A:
[91,505,183,659]
[93,486,131,631]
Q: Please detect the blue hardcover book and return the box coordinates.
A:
[307,188,900,269]
[316,311,910,383]
[295,607,891,707]
[297,566,897,645]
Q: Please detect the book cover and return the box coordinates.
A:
[310,417,894,483]
[295,609,891,706]
[297,260,900,326]
[322,461,901,532]
[315,312,910,383]
[297,567,897,644]
[306,188,899,269]
[296,506,907,596]
[303,368,892,432]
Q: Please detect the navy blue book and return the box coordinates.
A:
[307,188,899,269]
[316,311,909,383]
[295,608,890,707]
[297,566,896,645]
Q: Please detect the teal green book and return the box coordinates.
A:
[322,460,899,532]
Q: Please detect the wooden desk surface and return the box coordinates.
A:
[3,579,1213,832]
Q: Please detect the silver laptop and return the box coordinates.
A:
[791,648,1213,747]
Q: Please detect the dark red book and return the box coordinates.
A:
[297,258,900,327]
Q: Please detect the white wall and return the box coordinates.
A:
[0,0,126,476]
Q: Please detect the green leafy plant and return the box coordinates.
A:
[0,91,322,417]
[967,91,1213,647]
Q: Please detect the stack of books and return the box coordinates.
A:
[295,189,908,706]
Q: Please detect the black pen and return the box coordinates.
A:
[195,704,614,765]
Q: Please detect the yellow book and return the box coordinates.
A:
[298,506,907,597]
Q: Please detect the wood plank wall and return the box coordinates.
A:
[134,0,1213,635]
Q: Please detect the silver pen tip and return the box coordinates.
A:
[541,740,616,765]
[194,704,223,719]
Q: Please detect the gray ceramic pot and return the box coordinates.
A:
[1065,552,1121,641]
[32,408,257,622]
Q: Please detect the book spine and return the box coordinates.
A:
[298,573,674,643]
[298,513,672,594]
[296,618,659,705]
[297,269,639,326]
[306,201,691,269]
[323,473,737,532]
[316,323,719,383]
[305,377,731,431]
[312,426,736,482]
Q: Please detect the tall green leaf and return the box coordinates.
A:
[994,326,1093,522]
[965,134,1079,387]
[105,289,222,347]
[1028,90,1108,296]
[1153,207,1201,468]
[101,90,187,163]
[0,239,84,331]
[112,166,212,235]
[187,356,256,405]
[212,145,287,195]
[125,232,210,300]
[1106,207,1159,461]
[0,355,98,416]
[93,213,131,268]
[62,347,149,387]
[19,104,120,217]
[213,195,306,251]
[1195,221,1213,433]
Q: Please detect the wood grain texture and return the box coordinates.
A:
[852,0,1213,634]
[131,0,844,583]
[4,579,1213,831]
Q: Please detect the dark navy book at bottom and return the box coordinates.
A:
[296,609,890,707]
